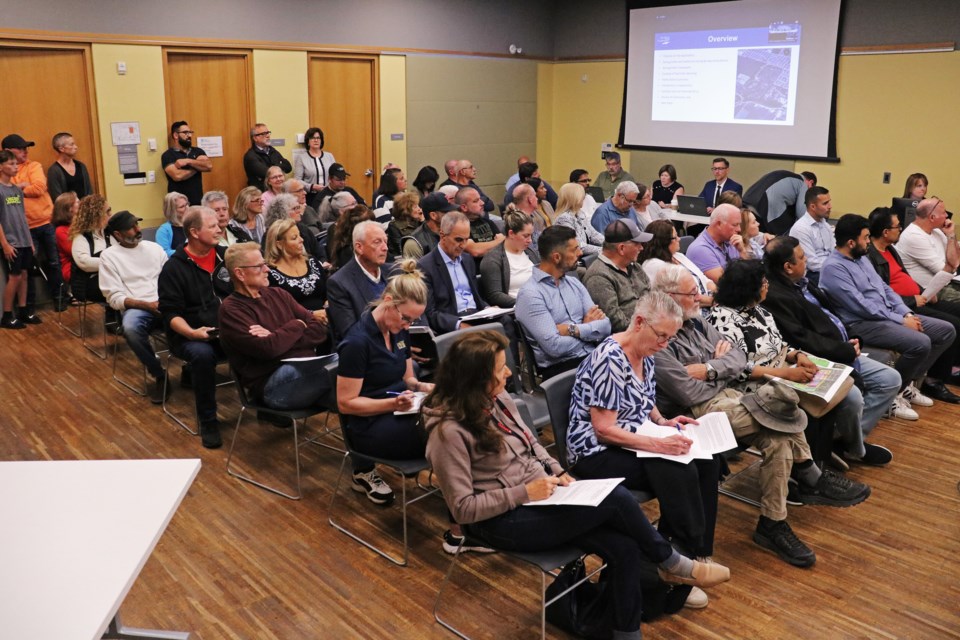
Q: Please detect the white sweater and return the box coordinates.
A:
[98,240,168,311]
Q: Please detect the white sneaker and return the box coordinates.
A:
[352,469,395,505]
[890,395,919,421]
[902,383,933,407]
[684,586,709,609]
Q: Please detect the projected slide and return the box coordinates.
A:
[651,23,801,125]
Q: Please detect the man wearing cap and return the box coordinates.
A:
[242,123,292,188]
[653,264,870,568]
[99,211,169,403]
[516,225,611,379]
[403,192,455,260]
[582,219,652,332]
[2,133,65,315]
[161,121,211,205]
[590,181,642,234]
[593,152,636,201]
[315,163,365,214]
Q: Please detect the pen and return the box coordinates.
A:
[385,391,406,396]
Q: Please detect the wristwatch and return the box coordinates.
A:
[705,363,718,382]
[569,324,581,339]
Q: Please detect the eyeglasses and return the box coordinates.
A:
[668,289,699,298]
[577,178,592,185]
[237,262,268,271]
[887,224,902,231]
[394,305,418,324]
[292,187,307,193]
[254,131,271,137]
[642,321,674,344]
[711,166,726,172]
[176,130,194,135]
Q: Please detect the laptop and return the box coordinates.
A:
[676,195,710,219]
[892,197,919,227]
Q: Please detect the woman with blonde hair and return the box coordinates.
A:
[231,186,266,244]
[336,258,435,504]
[156,191,188,257]
[555,182,604,255]
[261,165,285,208]
[69,194,112,302]
[386,191,423,260]
[264,217,328,325]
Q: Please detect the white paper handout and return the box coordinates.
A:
[525,477,625,507]
[922,269,955,299]
[460,307,513,322]
[393,391,428,415]
[628,412,737,464]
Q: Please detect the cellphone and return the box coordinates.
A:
[206,328,220,338]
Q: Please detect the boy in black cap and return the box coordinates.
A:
[0,149,34,329]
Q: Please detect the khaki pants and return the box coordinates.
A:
[690,389,811,521]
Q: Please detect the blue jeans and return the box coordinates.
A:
[175,339,225,424]
[858,355,901,435]
[26,223,64,306]
[261,359,333,410]
[469,485,673,636]
[122,309,164,379]
[850,316,955,389]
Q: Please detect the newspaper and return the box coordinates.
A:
[771,354,852,403]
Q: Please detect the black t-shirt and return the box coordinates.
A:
[161,146,207,205]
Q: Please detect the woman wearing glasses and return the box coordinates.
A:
[632,183,671,230]
[640,220,716,310]
[565,291,723,610]
[295,127,336,211]
[231,187,267,244]
[336,260,434,505]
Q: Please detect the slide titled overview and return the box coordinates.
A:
[651,23,801,125]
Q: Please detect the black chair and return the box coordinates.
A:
[434,536,605,640]
[326,361,440,566]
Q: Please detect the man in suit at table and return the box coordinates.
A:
[418,211,487,335]
[698,157,743,215]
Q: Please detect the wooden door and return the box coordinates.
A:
[0,44,101,193]
[164,50,253,201]
[308,55,379,204]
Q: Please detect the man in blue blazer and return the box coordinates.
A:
[698,157,743,214]
[418,211,487,335]
[327,221,396,343]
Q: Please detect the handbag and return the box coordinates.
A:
[544,558,612,640]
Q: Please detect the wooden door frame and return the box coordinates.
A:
[0,39,105,196]
[307,53,381,175]
[160,47,256,146]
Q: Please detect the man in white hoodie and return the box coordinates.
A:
[99,210,169,403]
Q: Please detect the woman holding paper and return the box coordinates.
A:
[424,330,730,639]
[337,260,434,506]
[709,259,890,466]
[565,292,722,609]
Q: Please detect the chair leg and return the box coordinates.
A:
[82,303,112,360]
[57,298,83,338]
[162,353,199,435]
[718,452,763,508]
[433,539,472,639]
[225,406,303,500]
[111,332,148,397]
[303,412,346,454]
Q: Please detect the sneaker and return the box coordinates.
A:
[786,478,802,506]
[845,443,893,467]
[442,529,496,555]
[889,395,919,421]
[902,383,933,407]
[200,421,222,449]
[753,518,816,567]
[798,468,870,507]
[352,468,395,505]
[684,586,709,609]
[0,316,26,330]
[18,310,42,325]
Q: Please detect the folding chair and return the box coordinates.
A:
[111,327,167,397]
[434,536,605,640]
[226,369,328,500]
[162,350,234,435]
[326,363,440,566]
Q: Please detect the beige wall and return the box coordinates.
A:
[405,55,539,205]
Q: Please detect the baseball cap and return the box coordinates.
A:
[421,192,458,215]
[604,218,652,244]
[328,163,350,180]
[1,134,35,150]
[105,211,143,236]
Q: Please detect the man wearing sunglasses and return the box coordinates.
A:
[243,123,292,188]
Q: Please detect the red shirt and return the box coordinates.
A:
[882,249,920,296]
[185,246,216,274]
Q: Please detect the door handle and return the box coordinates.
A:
[364,168,374,177]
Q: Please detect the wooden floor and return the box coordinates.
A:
[3,306,960,639]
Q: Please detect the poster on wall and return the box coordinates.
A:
[197,136,223,158]
[111,122,141,146]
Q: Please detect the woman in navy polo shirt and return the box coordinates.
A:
[337,258,433,505]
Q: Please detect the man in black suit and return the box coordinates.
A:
[698,157,743,214]
[326,220,394,343]
[418,211,486,335]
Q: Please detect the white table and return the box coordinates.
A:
[666,211,713,225]
[0,458,201,640]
